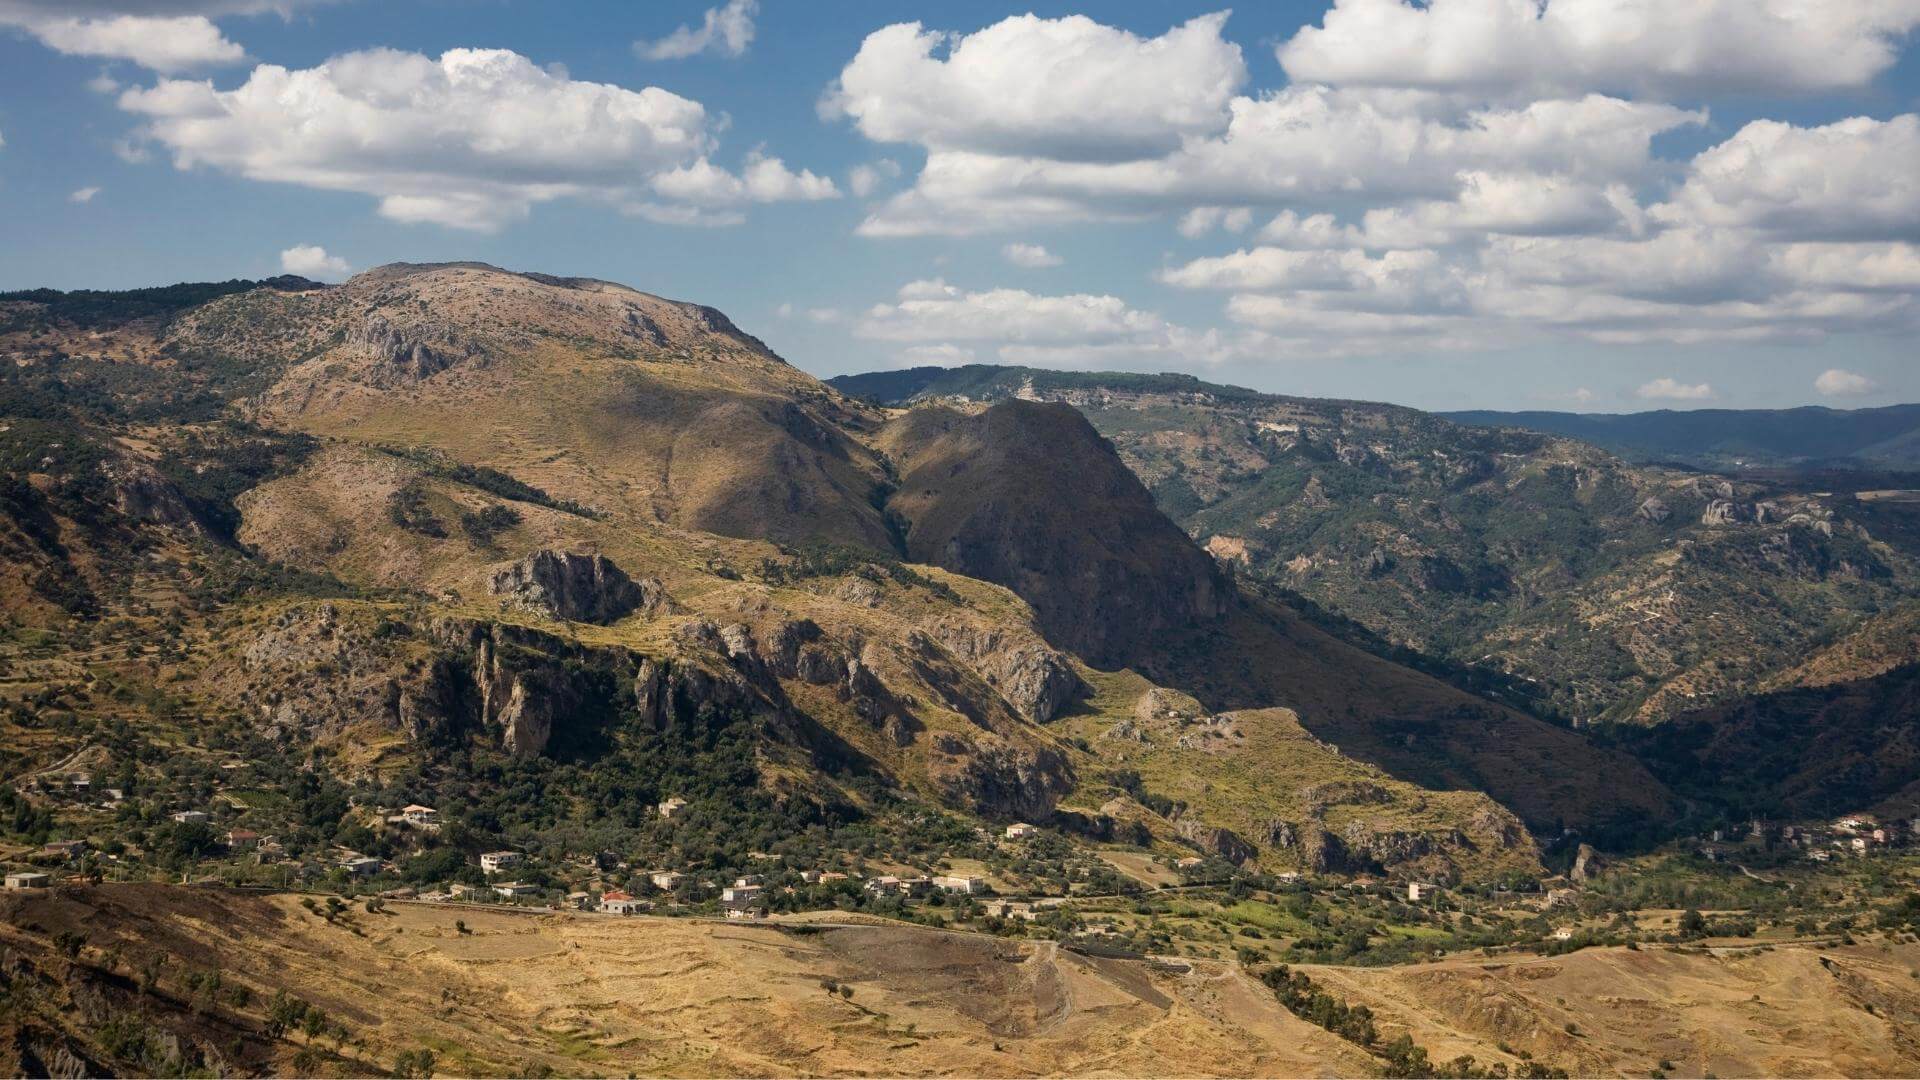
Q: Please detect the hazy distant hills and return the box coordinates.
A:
[1441,404,1920,469]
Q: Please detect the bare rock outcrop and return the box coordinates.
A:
[928,738,1073,822]
[1702,499,1745,526]
[1134,687,1208,726]
[346,312,482,384]
[489,550,668,625]
[1177,819,1257,865]
[1570,841,1605,882]
[930,622,1083,723]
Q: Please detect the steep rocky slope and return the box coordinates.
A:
[877,400,1227,668]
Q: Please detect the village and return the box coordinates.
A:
[11,754,1920,967]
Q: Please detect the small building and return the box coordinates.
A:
[5,871,51,890]
[1551,927,1576,942]
[818,871,849,883]
[800,870,825,883]
[449,882,480,898]
[1174,856,1205,871]
[1407,882,1438,903]
[984,899,1037,921]
[648,870,685,891]
[1005,823,1039,840]
[42,839,88,860]
[724,904,766,920]
[722,884,763,903]
[733,874,763,887]
[864,875,903,896]
[933,874,983,895]
[480,851,523,874]
[657,798,689,820]
[900,876,934,897]
[401,804,440,827]
[494,881,539,898]
[599,890,646,915]
[1544,888,1577,907]
[341,856,382,876]
[226,829,259,850]
[171,810,210,825]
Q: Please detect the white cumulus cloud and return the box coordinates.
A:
[68,186,102,203]
[279,243,348,280]
[1002,242,1062,268]
[1636,377,1714,401]
[3,11,245,72]
[1815,368,1880,396]
[824,12,1246,162]
[116,47,827,230]
[1277,0,1920,98]
[634,0,757,61]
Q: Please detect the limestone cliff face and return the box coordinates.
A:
[879,400,1228,669]
[488,550,669,625]
[926,620,1083,723]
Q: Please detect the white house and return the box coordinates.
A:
[864,875,903,896]
[1407,882,1438,903]
[933,875,983,895]
[401,804,440,827]
[341,856,382,876]
[1551,927,1576,941]
[171,810,209,825]
[493,881,539,898]
[599,890,645,915]
[648,870,685,891]
[480,851,523,874]
[5,871,51,890]
[1004,823,1039,840]
[722,884,763,903]
[657,798,689,819]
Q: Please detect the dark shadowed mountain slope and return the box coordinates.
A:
[876,400,1228,668]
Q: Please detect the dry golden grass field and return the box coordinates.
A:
[7,885,1920,1078]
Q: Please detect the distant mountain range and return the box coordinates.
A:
[1441,404,1920,469]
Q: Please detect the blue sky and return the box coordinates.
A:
[2,1,1918,412]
